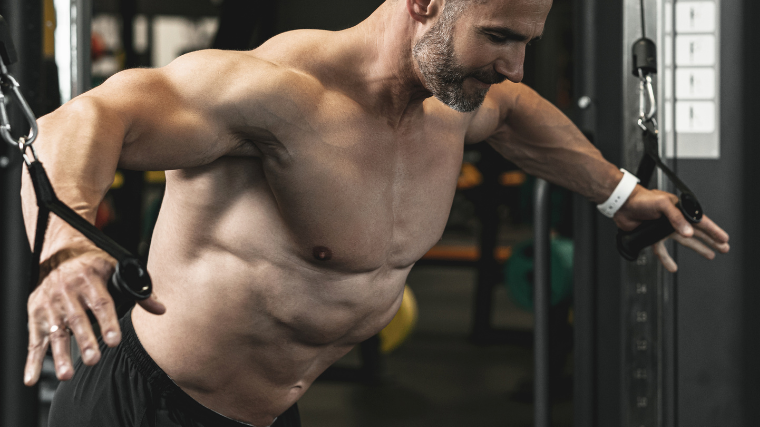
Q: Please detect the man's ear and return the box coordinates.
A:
[406,0,441,24]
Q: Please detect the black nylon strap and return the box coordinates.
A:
[30,205,49,287]
[636,125,698,199]
[26,161,134,286]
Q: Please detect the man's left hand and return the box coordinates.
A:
[613,186,730,272]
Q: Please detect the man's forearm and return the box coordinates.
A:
[20,95,127,260]
[487,85,622,203]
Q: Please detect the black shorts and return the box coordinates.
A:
[48,310,301,427]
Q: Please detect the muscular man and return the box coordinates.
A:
[22,0,730,426]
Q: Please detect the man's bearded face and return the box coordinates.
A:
[413,7,507,112]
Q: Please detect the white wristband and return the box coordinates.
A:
[596,169,640,218]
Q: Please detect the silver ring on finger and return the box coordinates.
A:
[49,324,71,335]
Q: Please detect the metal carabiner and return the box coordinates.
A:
[0,71,39,148]
[18,137,38,166]
[637,69,657,131]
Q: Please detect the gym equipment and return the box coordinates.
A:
[378,285,418,354]
[573,0,757,425]
[533,178,551,427]
[0,3,43,427]
[614,15,704,261]
[0,16,151,305]
[504,237,573,311]
[616,10,701,257]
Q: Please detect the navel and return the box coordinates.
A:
[312,246,333,261]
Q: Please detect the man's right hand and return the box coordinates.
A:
[24,248,165,386]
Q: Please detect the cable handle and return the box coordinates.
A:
[109,258,153,304]
[617,193,703,261]
[27,161,153,303]
[0,14,151,304]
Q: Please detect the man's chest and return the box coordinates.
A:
[254,107,469,270]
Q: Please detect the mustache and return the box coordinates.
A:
[467,68,508,85]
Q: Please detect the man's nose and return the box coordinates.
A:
[494,46,526,84]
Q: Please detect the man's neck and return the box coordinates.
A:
[347,1,436,126]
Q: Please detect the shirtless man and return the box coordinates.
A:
[22,0,730,426]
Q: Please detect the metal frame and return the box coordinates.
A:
[533,179,551,427]
[0,0,43,425]
[574,0,758,426]
[70,0,91,98]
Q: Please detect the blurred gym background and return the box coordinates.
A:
[1,0,759,426]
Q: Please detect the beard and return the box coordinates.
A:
[412,10,507,112]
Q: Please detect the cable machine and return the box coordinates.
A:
[573,0,760,425]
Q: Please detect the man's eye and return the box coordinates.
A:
[486,33,508,43]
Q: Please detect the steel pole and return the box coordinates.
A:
[70,0,90,98]
[0,0,43,425]
[533,178,551,427]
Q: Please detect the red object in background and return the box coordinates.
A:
[95,199,115,230]
[91,32,107,61]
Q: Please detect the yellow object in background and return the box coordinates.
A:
[111,171,124,189]
[43,0,56,58]
[378,285,418,354]
[145,171,167,184]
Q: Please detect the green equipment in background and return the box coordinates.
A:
[504,237,574,311]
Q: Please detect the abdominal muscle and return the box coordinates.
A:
[130,165,417,426]
[132,247,409,426]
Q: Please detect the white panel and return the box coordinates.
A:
[54,0,71,103]
[152,17,219,68]
[664,35,673,66]
[134,15,149,54]
[664,67,674,100]
[664,100,674,132]
[91,15,120,50]
[675,2,716,33]
[665,2,673,34]
[675,35,716,66]
[675,101,716,133]
[675,68,716,99]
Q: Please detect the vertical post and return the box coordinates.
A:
[70,0,90,97]
[120,0,138,69]
[572,0,599,424]
[533,178,551,427]
[621,2,662,426]
[0,0,43,426]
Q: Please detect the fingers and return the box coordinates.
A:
[61,287,101,366]
[25,299,49,386]
[82,279,121,348]
[659,198,693,237]
[46,309,74,381]
[137,292,166,315]
[672,233,716,260]
[692,227,730,254]
[653,240,678,273]
[695,215,730,248]
[25,252,117,386]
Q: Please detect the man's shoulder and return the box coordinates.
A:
[159,45,329,119]
[166,47,318,91]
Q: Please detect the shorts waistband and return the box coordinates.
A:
[119,310,260,427]
[120,310,176,391]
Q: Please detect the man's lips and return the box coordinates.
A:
[469,77,491,88]
[469,70,508,86]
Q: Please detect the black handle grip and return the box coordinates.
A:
[108,258,152,304]
[617,194,703,261]
[617,215,675,261]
